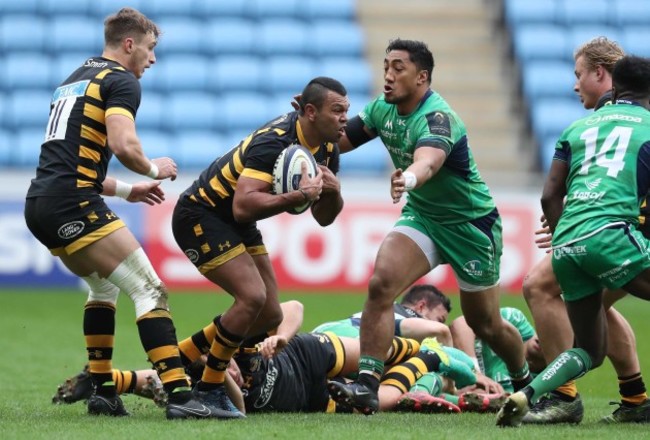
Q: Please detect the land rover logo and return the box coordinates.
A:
[185,249,200,263]
[57,221,85,239]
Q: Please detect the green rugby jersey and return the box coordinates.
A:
[553,102,650,246]
[359,90,496,224]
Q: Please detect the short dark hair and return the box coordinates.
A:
[104,7,160,47]
[400,284,451,313]
[612,55,650,96]
[299,76,347,114]
[386,38,434,84]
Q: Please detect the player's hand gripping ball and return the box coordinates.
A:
[272,144,318,214]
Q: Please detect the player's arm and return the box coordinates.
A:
[390,145,446,203]
[101,176,166,206]
[310,165,343,226]
[259,300,304,359]
[540,158,569,232]
[232,163,322,223]
[105,113,177,181]
[398,317,453,346]
[340,115,376,153]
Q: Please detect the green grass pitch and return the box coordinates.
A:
[1,288,649,439]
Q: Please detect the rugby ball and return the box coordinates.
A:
[272,144,318,215]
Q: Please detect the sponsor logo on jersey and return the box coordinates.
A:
[553,244,587,259]
[570,190,606,202]
[83,58,109,69]
[585,178,602,190]
[598,259,631,283]
[462,260,483,276]
[184,249,199,263]
[254,360,278,409]
[585,113,643,126]
[57,221,85,240]
[426,111,451,137]
[384,120,393,130]
[53,80,90,101]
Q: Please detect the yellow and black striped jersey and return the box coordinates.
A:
[180,111,340,222]
[27,57,140,197]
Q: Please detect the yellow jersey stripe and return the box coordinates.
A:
[80,124,106,146]
[77,165,97,180]
[105,107,134,121]
[83,102,105,124]
[79,145,101,163]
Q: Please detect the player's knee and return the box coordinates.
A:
[84,272,120,305]
[368,274,398,306]
[522,267,556,303]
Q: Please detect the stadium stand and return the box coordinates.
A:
[503,0,648,172]
[0,0,380,173]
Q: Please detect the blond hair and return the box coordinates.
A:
[574,36,625,73]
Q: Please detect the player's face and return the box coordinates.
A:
[574,55,606,110]
[128,31,157,79]
[383,50,423,105]
[421,304,449,323]
[315,91,350,143]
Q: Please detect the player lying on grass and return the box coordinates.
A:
[394,306,545,414]
[54,301,476,414]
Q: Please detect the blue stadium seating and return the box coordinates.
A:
[339,138,388,176]
[5,54,52,90]
[539,135,560,173]
[175,131,227,168]
[204,18,256,56]
[47,16,103,53]
[0,15,47,53]
[52,53,91,87]
[14,128,45,167]
[0,0,39,14]
[567,26,621,53]
[621,27,650,57]
[211,56,265,93]
[512,25,570,62]
[194,0,248,18]
[257,20,309,56]
[612,0,650,26]
[503,0,558,28]
[151,55,210,92]
[0,0,377,173]
[138,129,174,159]
[39,0,91,16]
[249,0,303,20]
[137,92,165,130]
[530,98,588,145]
[312,20,365,57]
[154,18,203,55]
[303,0,356,21]
[320,57,372,95]
[167,93,218,131]
[7,91,52,130]
[0,129,11,166]
[90,0,143,18]
[521,61,575,102]
[347,93,372,117]
[220,92,275,131]
[266,56,317,94]
[557,0,610,26]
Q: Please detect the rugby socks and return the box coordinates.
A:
[528,348,592,403]
[84,301,116,397]
[553,380,578,400]
[510,361,532,391]
[385,337,420,366]
[618,373,648,406]
[358,355,384,392]
[113,370,137,395]
[136,309,191,403]
[198,315,244,391]
[178,322,217,365]
[381,350,444,393]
